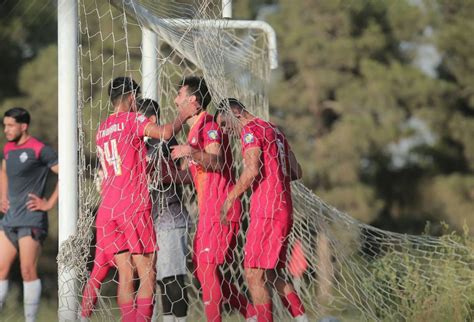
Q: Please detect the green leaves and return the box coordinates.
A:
[266,0,473,232]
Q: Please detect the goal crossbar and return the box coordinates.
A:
[114,0,279,69]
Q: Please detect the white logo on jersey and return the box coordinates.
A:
[244,133,255,144]
[19,152,28,163]
[191,137,197,144]
[137,114,147,123]
[207,130,219,140]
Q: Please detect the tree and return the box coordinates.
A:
[266,0,472,233]
[0,1,56,101]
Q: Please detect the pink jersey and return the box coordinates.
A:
[96,112,152,215]
[187,111,241,223]
[241,118,293,222]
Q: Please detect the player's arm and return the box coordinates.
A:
[144,104,198,140]
[171,142,223,172]
[289,149,302,181]
[144,118,185,141]
[27,164,59,212]
[220,146,261,223]
[0,160,9,213]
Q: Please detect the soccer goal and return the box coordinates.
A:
[57,0,473,321]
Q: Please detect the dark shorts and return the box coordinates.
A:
[0,223,48,250]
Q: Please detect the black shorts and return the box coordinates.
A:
[0,223,47,250]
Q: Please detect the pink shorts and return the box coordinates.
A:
[193,221,239,265]
[95,208,156,256]
[244,218,292,269]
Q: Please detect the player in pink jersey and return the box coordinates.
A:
[219,98,308,322]
[171,77,255,322]
[93,77,197,322]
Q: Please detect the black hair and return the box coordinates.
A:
[217,97,246,112]
[179,77,211,109]
[137,98,160,119]
[4,107,31,125]
[108,77,140,103]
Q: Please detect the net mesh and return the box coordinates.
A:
[58,0,474,321]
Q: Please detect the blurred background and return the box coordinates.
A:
[0,0,473,319]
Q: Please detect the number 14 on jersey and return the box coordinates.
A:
[97,139,122,178]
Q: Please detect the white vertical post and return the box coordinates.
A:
[142,28,158,101]
[222,0,232,19]
[58,0,78,320]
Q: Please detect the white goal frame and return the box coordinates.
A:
[57,0,278,320]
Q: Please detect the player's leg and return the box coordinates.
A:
[132,253,156,322]
[194,220,231,322]
[80,252,113,318]
[265,219,307,322]
[126,210,156,322]
[0,229,18,310]
[159,275,188,322]
[221,272,256,320]
[195,260,222,322]
[114,251,135,322]
[245,267,272,322]
[266,269,307,321]
[157,279,173,322]
[156,226,189,321]
[18,231,43,322]
[244,218,285,322]
[219,223,256,320]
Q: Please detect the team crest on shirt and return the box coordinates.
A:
[243,133,255,144]
[191,137,197,144]
[207,130,219,140]
[19,151,28,163]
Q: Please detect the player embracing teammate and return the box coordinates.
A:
[219,98,308,322]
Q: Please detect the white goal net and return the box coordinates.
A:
[57,0,473,321]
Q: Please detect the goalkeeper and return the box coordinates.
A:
[138,98,190,322]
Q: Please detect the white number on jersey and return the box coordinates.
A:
[97,139,122,177]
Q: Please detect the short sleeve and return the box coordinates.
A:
[40,145,58,168]
[241,126,261,152]
[133,113,152,138]
[201,122,222,148]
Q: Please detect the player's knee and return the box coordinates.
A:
[20,264,37,281]
[245,269,264,287]
[0,266,10,279]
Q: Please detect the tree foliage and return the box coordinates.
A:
[265,0,473,233]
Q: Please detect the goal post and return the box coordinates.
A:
[57,0,79,320]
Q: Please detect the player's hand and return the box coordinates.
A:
[0,198,9,213]
[27,193,52,211]
[171,145,192,160]
[220,198,232,225]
